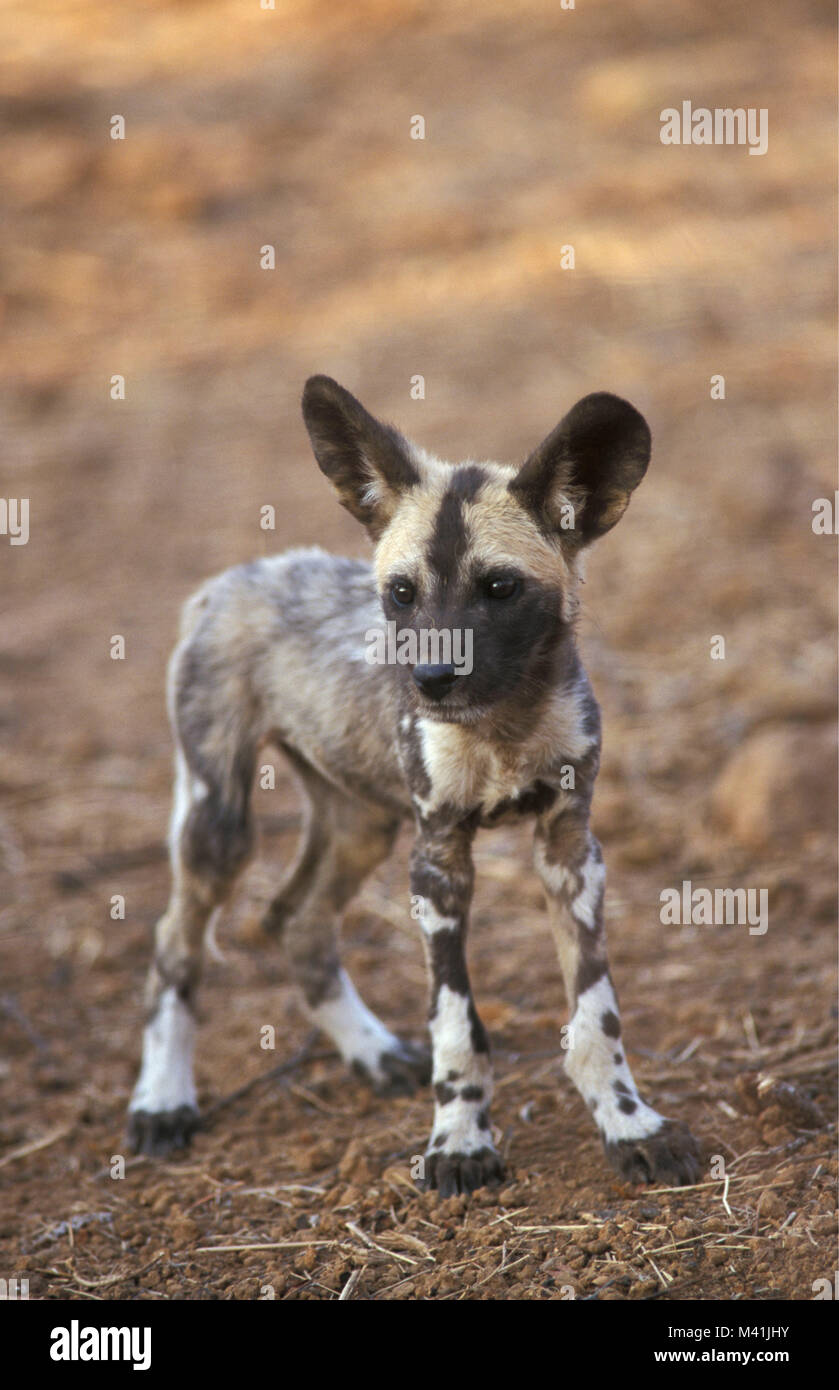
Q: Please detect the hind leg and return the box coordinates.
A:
[265,756,429,1094]
[128,668,257,1155]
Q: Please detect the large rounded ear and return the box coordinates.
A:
[508,392,651,546]
[301,376,420,538]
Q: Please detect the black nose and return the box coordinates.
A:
[412,663,457,700]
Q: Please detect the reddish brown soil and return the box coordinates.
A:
[1,0,836,1300]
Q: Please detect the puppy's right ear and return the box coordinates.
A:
[302,376,420,538]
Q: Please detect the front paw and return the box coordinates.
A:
[420,1142,505,1197]
[127,1105,200,1157]
[604,1118,700,1187]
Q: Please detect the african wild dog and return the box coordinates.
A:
[128,376,700,1196]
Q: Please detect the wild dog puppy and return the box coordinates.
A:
[128,377,700,1196]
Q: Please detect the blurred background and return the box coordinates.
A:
[0,0,835,1300]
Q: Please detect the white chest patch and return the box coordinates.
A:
[413,681,595,819]
[416,720,526,816]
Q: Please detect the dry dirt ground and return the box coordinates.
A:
[1,0,836,1301]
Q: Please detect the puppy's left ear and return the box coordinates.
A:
[509,393,651,546]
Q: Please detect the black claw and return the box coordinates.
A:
[420,1146,505,1197]
[127,1106,200,1158]
[604,1120,700,1187]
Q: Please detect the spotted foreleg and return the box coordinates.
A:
[411,821,503,1196]
[534,811,699,1185]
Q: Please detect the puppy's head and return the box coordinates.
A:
[302,376,650,724]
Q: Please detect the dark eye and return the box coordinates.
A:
[390,579,415,607]
[486,576,520,601]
